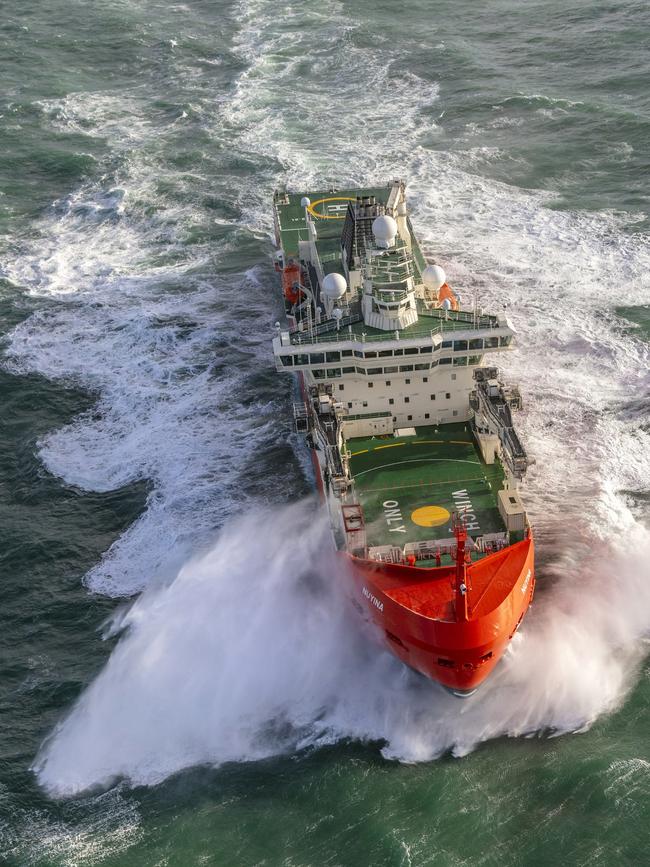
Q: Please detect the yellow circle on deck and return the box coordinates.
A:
[306,196,355,220]
[411,505,451,527]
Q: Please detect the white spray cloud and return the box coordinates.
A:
[34,500,650,796]
[2,0,648,792]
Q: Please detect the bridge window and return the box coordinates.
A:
[280,355,293,367]
[384,365,398,374]
[415,363,429,371]
[342,349,353,358]
[393,348,404,356]
[368,368,382,375]
[405,347,418,355]
[313,370,325,380]
[453,356,468,366]
[379,349,393,357]
[326,351,340,362]
[364,351,378,358]
[420,346,433,353]
[440,358,451,365]
[469,338,483,350]
[484,336,498,349]
[454,340,468,352]
[468,355,481,365]
[354,350,364,358]
[326,369,341,378]
[500,336,512,347]
[342,366,355,374]
[310,353,325,364]
[442,340,452,349]
[400,365,414,373]
[295,354,309,365]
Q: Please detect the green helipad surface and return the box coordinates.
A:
[274,184,429,275]
[346,423,506,548]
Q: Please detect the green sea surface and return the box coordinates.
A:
[1,1,649,865]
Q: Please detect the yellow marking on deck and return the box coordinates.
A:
[450,440,472,444]
[374,443,405,450]
[350,449,369,456]
[411,505,451,527]
[306,196,355,220]
[415,440,444,445]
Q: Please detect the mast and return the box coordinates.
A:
[453,512,469,621]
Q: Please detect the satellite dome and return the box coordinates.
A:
[300,196,311,208]
[422,264,446,290]
[441,297,452,311]
[372,215,398,247]
[322,272,347,299]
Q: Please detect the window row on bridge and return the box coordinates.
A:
[307,355,484,380]
[279,335,510,368]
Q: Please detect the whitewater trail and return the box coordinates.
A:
[1,0,648,792]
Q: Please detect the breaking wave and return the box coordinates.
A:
[2,0,648,790]
[35,500,650,796]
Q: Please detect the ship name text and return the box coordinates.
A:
[362,586,384,613]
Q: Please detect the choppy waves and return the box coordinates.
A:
[2,0,648,792]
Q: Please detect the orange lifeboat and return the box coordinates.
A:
[282,261,302,305]
[439,282,460,311]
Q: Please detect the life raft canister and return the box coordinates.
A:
[282,261,302,305]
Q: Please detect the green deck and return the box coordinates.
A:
[274,185,429,276]
[346,423,506,549]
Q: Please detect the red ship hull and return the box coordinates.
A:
[344,537,535,694]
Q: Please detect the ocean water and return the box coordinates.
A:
[1,1,649,864]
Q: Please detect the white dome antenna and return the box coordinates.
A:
[300,196,311,208]
[322,272,347,300]
[422,264,446,290]
[372,215,398,249]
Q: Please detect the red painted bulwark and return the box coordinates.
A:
[344,537,535,693]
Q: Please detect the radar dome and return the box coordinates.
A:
[422,264,446,290]
[300,196,311,208]
[322,272,347,299]
[441,297,452,311]
[372,215,398,247]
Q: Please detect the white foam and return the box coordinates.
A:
[34,502,650,796]
[4,0,648,787]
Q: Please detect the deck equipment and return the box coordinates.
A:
[272,180,535,695]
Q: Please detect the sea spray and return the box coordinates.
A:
[35,498,650,796]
